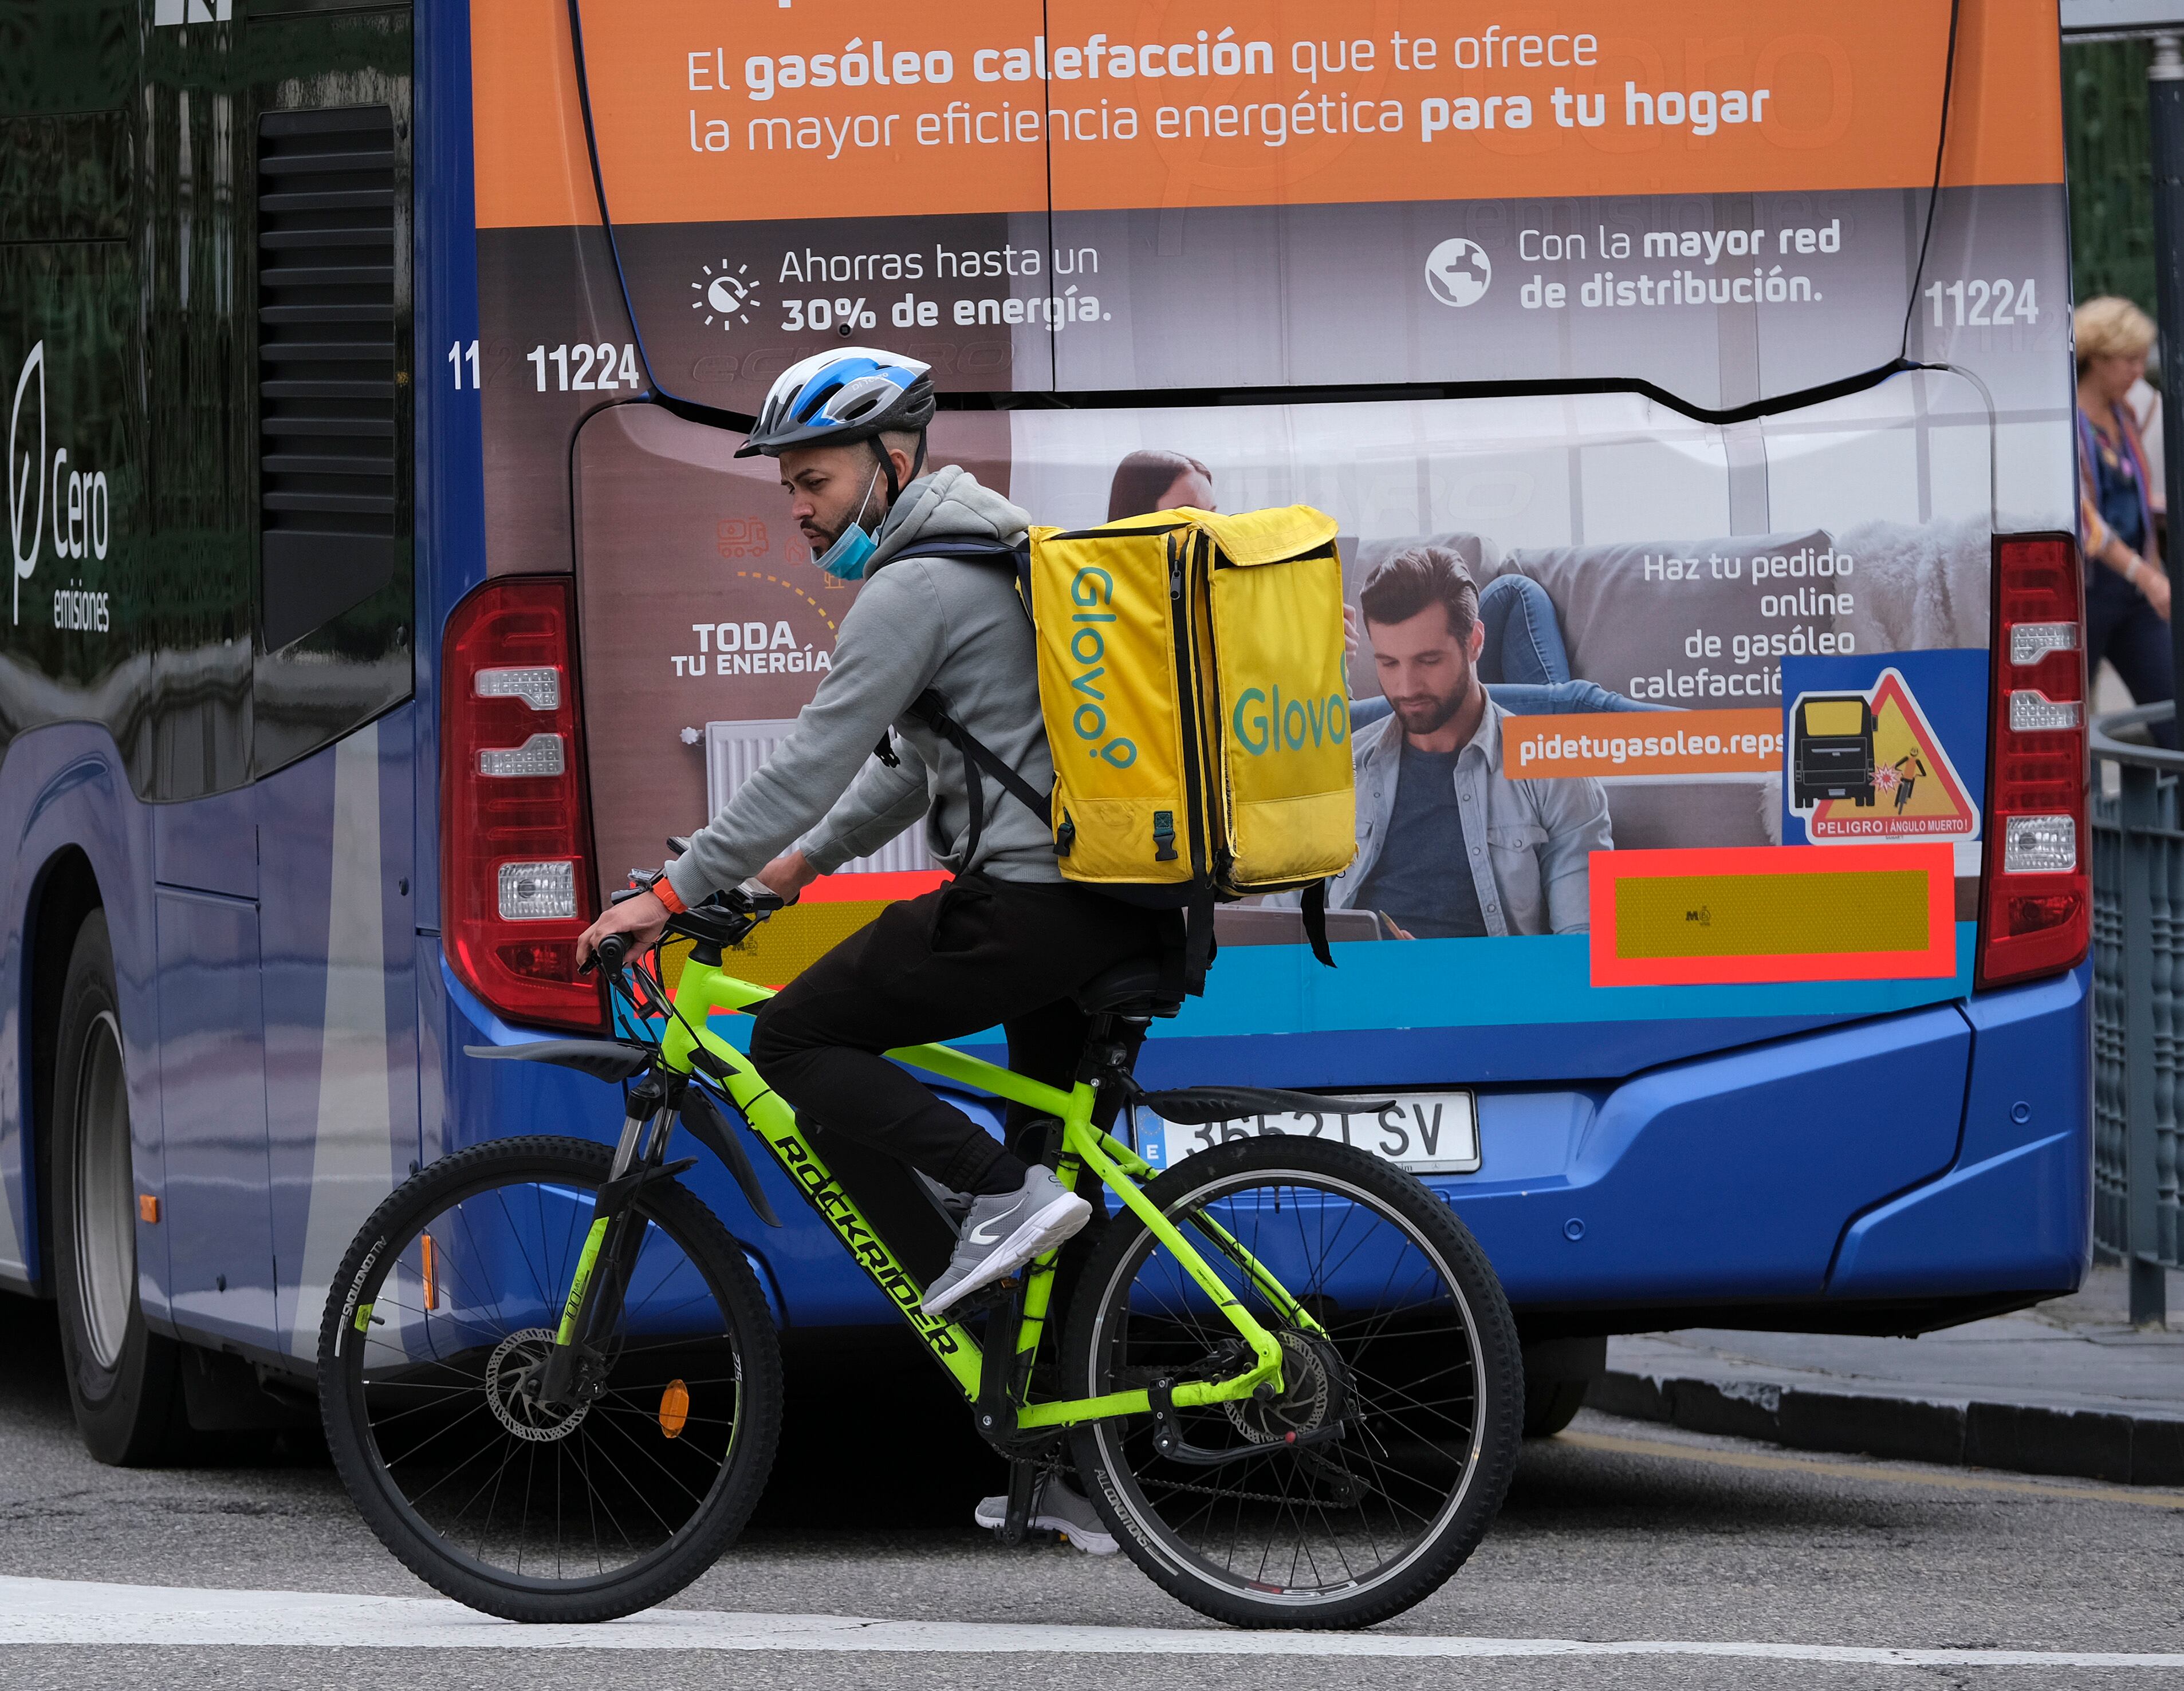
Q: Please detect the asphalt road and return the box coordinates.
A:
[2,1293,2180,1691]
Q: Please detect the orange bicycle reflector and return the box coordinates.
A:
[659,1380,691,1438]
[421,1233,439,1311]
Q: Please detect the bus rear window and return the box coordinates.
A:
[1803,701,1866,737]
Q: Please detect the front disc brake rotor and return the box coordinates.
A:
[484,1328,591,1442]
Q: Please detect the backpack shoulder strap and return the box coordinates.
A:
[872,541,1049,866]
[882,538,1036,626]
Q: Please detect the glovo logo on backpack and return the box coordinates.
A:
[1230,685,1350,758]
[1063,563,1139,772]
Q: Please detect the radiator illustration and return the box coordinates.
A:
[701,719,935,877]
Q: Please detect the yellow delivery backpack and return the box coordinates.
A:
[891,504,1356,992]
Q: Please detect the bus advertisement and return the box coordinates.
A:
[0,0,2090,1461]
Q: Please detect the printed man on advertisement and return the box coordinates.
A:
[1323,547,1612,937]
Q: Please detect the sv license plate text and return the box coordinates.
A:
[1142,1092,1480,1174]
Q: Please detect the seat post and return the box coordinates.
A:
[1076,1011,1146,1086]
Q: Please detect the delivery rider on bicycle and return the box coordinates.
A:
[577,351,1166,1544]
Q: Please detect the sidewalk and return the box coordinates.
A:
[1592,1264,2184,1485]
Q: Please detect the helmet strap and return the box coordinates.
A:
[870,431,927,513]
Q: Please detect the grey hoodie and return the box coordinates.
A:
[663,466,1061,907]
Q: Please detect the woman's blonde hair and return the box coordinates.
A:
[2076,295,2157,375]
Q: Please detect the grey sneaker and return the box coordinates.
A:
[920,1166,1091,1319]
[974,1473,1119,1555]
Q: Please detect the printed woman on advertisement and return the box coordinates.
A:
[1104,448,1641,716]
[2075,295,2175,747]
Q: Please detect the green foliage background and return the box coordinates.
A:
[2066,40,2155,317]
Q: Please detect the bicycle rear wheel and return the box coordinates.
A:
[1063,1136,1521,1629]
[317,1136,782,1621]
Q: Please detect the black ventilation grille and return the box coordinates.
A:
[257,105,398,651]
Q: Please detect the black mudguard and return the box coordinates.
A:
[463,1040,655,1085]
[680,1085,784,1228]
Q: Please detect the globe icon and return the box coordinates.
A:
[1424,238,1492,308]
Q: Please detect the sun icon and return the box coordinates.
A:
[692,261,761,332]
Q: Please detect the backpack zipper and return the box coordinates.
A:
[1167,532,1209,886]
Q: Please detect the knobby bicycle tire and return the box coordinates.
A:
[317,1136,783,1622]
[1062,1136,1522,1629]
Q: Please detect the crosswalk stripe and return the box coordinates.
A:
[1,1577,2179,1666]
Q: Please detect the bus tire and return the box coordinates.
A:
[1521,1377,1589,1438]
[51,910,183,1465]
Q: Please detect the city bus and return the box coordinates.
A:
[2,0,2091,1463]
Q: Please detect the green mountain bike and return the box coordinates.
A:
[317,881,1522,1630]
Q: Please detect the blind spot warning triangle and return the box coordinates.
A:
[1789,667,1977,842]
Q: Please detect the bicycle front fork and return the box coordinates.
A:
[538,1092,677,1409]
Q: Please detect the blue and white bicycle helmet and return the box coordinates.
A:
[738,346,936,466]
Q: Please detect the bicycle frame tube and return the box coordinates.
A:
[650,953,1295,1426]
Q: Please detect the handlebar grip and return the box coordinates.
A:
[595,933,631,973]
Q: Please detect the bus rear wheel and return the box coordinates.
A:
[52,910,183,1465]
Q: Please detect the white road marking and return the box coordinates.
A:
[0,1577,2178,1666]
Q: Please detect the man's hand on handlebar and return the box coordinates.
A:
[577,890,670,973]
[753,848,818,906]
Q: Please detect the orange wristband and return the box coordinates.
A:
[653,875,688,915]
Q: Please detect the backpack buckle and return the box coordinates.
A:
[1152,810,1178,862]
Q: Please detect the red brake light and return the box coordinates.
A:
[441,577,604,1031]
[1977,534,2090,988]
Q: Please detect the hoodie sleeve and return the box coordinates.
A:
[797,732,931,873]
[664,566,947,907]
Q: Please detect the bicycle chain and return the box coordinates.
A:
[1142,1476,1351,1506]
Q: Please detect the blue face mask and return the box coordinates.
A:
[814,468,883,580]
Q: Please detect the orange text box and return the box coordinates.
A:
[1504,709,1782,779]
[546,0,2059,230]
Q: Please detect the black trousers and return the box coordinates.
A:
[2088,564,2178,749]
[748,874,1171,1195]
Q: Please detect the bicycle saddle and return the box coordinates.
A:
[1073,957,1180,1019]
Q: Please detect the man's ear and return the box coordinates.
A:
[884,442,918,489]
[1467,617,1486,660]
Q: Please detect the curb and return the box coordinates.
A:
[1592,1368,2184,1487]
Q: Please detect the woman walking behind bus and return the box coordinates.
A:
[2076,296,2175,746]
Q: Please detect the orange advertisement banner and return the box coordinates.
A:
[549,0,2057,230]
[1504,709,1782,780]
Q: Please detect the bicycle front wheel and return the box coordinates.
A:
[317,1136,782,1622]
[1063,1136,1521,1629]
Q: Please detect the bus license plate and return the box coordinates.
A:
[1136,1091,1480,1176]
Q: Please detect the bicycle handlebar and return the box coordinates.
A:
[591,872,788,978]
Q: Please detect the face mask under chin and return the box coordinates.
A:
[814,466,884,580]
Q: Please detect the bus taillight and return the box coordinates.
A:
[441,577,604,1031]
[1977,534,2091,989]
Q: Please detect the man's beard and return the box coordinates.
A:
[1391,676,1471,735]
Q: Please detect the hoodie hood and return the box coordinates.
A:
[868,466,1030,569]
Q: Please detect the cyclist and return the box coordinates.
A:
[577,347,1170,1353]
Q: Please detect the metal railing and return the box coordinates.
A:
[2089,701,2184,1325]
